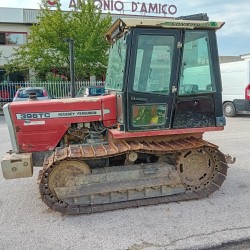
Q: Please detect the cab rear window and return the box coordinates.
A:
[17,89,44,98]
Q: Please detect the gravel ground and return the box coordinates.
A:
[0,115,250,250]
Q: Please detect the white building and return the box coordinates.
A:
[0,7,40,81]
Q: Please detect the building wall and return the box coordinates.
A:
[0,23,30,32]
[0,46,17,65]
[0,7,24,23]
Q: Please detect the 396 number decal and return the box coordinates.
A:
[17,113,51,120]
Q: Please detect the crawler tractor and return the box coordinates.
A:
[1,14,234,214]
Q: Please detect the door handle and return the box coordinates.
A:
[131,96,148,102]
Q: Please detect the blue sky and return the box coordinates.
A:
[0,0,249,56]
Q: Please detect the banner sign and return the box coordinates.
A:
[68,0,177,15]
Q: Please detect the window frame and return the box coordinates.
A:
[0,31,27,46]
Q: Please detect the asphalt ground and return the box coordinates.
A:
[0,115,250,250]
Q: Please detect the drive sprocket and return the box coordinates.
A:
[177,146,228,194]
[177,147,215,189]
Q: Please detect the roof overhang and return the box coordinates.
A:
[105,18,225,42]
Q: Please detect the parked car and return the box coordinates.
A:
[13,87,54,102]
[76,86,105,97]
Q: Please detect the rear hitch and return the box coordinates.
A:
[224,154,236,164]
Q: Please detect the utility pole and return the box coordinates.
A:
[64,38,76,98]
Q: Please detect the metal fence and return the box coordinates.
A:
[0,81,104,109]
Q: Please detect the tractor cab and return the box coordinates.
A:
[105,17,225,132]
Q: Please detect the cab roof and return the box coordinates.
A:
[105,18,225,42]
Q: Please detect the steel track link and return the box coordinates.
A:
[38,138,228,215]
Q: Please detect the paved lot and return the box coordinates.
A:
[0,115,250,250]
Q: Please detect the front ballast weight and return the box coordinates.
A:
[1,151,33,179]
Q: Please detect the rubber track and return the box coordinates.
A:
[38,138,228,215]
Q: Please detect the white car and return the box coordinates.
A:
[13,87,54,101]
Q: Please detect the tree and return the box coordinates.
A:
[5,0,112,81]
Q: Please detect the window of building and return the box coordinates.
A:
[0,32,27,45]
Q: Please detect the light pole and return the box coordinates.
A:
[64,38,76,98]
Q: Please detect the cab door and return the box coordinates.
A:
[126,29,181,131]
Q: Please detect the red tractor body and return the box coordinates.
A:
[8,95,117,152]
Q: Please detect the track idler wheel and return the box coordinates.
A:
[47,160,90,197]
[39,160,90,214]
[176,147,228,193]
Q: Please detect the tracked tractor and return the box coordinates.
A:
[1,14,235,214]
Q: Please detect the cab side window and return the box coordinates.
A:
[179,31,215,95]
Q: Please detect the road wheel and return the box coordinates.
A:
[223,102,236,117]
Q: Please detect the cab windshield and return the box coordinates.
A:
[105,37,127,91]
